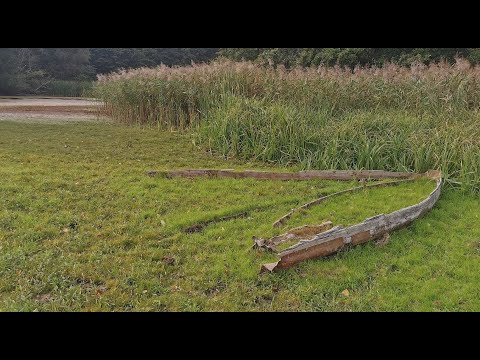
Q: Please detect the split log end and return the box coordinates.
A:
[260,262,279,273]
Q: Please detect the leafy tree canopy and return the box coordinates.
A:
[219,48,478,68]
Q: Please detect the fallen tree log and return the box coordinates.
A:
[147,169,418,181]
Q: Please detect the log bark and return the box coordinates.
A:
[147,169,419,181]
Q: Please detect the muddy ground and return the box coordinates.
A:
[0,97,107,123]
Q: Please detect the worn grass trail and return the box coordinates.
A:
[1,121,479,311]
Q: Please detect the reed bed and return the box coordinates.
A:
[94,59,480,194]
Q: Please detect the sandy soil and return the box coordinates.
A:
[0,97,107,123]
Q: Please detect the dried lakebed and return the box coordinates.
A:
[0,97,106,123]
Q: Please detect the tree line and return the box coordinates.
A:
[219,48,480,68]
[2,48,480,95]
[0,48,218,95]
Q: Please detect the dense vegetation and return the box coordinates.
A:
[3,48,480,96]
[0,48,218,96]
[0,48,93,96]
[90,48,219,74]
[220,48,480,67]
[95,58,480,195]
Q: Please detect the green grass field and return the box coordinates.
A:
[1,121,480,311]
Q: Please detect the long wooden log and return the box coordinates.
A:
[261,172,442,272]
[147,169,418,181]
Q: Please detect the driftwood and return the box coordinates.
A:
[261,171,442,272]
[148,168,442,272]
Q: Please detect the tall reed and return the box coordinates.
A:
[95,58,480,194]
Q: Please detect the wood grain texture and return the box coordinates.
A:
[254,222,333,252]
[147,169,419,181]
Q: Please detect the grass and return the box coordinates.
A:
[1,121,480,311]
[94,59,480,194]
